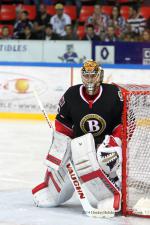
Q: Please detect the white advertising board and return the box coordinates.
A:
[0,40,43,62]
[0,66,71,113]
[43,41,91,63]
[0,40,91,63]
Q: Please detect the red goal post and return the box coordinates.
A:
[117,84,150,217]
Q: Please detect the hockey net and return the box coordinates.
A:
[119,84,150,217]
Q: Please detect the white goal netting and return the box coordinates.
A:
[120,84,150,216]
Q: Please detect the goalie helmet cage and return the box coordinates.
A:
[118,84,150,218]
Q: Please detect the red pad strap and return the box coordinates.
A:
[32,182,48,194]
[80,169,121,210]
[46,154,61,166]
[32,170,61,194]
[48,172,61,193]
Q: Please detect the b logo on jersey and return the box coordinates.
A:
[80,114,106,137]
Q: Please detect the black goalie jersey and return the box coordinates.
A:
[56,83,123,145]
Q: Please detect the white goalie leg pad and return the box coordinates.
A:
[71,133,121,212]
[32,166,74,207]
[45,131,71,171]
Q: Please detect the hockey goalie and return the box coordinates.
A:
[32,60,123,217]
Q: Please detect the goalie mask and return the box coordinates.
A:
[81,60,104,95]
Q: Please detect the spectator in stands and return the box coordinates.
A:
[50,3,71,37]
[86,4,109,36]
[14,11,33,39]
[43,24,60,40]
[62,24,79,40]
[108,6,126,38]
[32,21,45,40]
[121,32,136,42]
[139,29,150,42]
[0,26,12,40]
[102,25,118,41]
[18,25,36,40]
[127,6,147,37]
[36,4,51,33]
[147,18,150,30]
[82,24,100,41]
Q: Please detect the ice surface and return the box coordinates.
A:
[0,120,149,225]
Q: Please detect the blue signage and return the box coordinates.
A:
[93,41,150,64]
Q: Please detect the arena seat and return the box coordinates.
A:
[79,6,94,23]
[101,6,113,15]
[20,5,37,20]
[64,6,77,21]
[120,6,130,20]
[46,5,56,16]
[0,5,16,21]
[76,26,85,40]
[140,7,150,19]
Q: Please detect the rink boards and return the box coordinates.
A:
[0,63,149,120]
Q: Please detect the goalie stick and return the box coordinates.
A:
[33,89,121,218]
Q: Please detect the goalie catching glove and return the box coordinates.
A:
[97,135,122,181]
